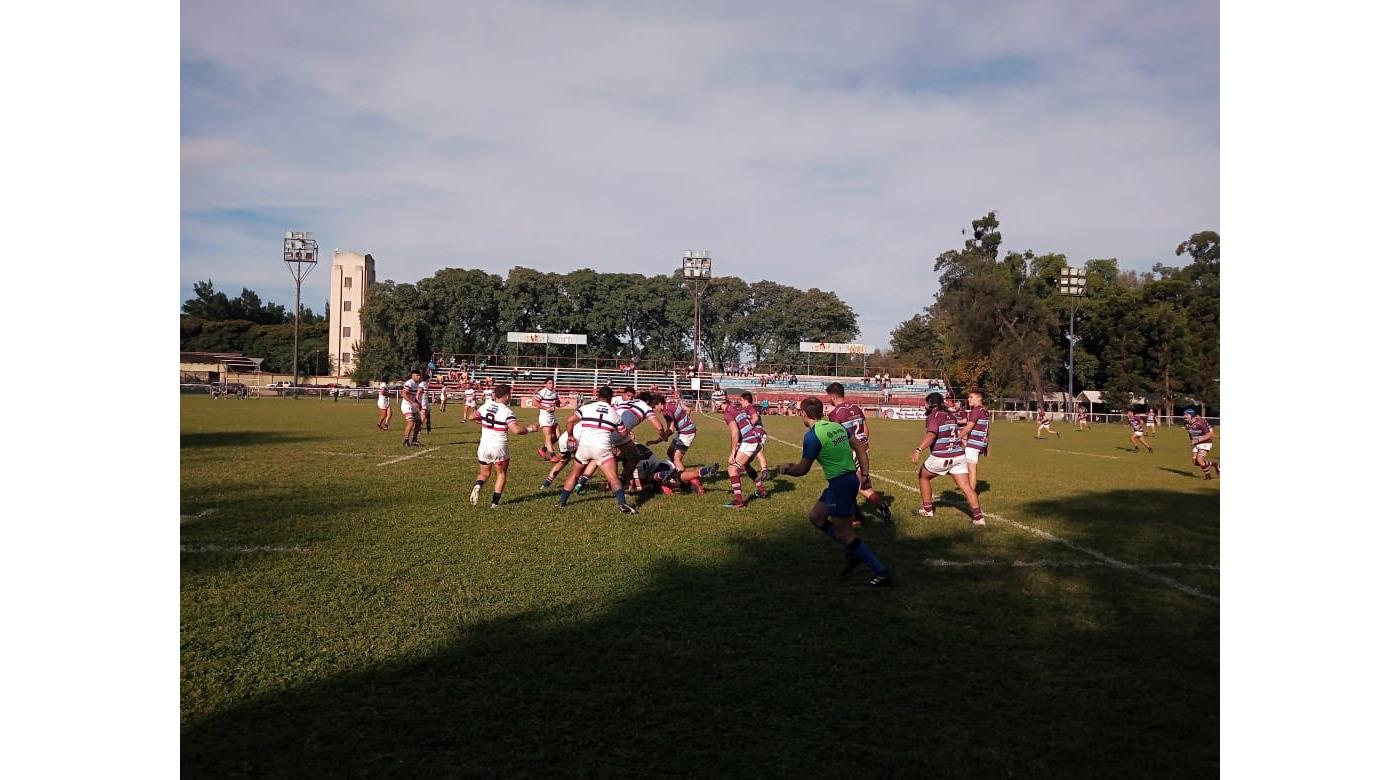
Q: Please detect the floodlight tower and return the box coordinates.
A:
[1058,265,1087,412]
[680,250,713,374]
[283,230,319,389]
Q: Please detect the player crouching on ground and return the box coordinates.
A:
[912,392,986,526]
[468,385,540,510]
[634,443,720,496]
[769,397,892,587]
[556,386,638,514]
[1183,408,1220,480]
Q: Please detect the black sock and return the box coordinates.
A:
[491,492,502,505]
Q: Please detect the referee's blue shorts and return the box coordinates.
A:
[819,471,860,518]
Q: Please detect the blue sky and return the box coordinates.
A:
[181,0,1218,347]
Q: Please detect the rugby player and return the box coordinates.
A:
[740,391,771,476]
[652,392,700,483]
[1183,408,1219,479]
[911,392,986,526]
[825,383,891,522]
[710,385,728,413]
[556,386,638,514]
[540,417,581,491]
[461,381,477,423]
[1146,407,1158,435]
[1128,408,1154,453]
[616,390,667,492]
[722,390,768,509]
[376,376,392,430]
[534,378,562,462]
[1076,406,1090,431]
[633,443,719,496]
[1035,407,1059,439]
[468,385,540,509]
[399,369,424,447]
[416,376,433,434]
[771,397,893,587]
[958,388,991,492]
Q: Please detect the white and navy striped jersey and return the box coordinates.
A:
[474,401,516,448]
[575,400,623,449]
[535,387,560,411]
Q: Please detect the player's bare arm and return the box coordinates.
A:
[911,432,936,463]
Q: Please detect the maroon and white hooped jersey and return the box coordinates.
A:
[724,402,764,444]
[660,400,697,435]
[926,408,965,457]
[535,387,560,411]
[965,406,990,453]
[1186,416,1212,444]
[1129,414,1146,432]
[828,401,869,443]
[473,401,515,447]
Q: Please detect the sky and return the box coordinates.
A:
[181,0,1219,349]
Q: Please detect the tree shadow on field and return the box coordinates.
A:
[182,519,1220,777]
[1158,467,1203,479]
[181,431,323,449]
[1019,488,1220,565]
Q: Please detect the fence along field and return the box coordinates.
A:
[180,395,1219,776]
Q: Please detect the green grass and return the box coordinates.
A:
[181,396,1219,776]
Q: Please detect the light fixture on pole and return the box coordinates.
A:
[680,250,712,375]
[1058,265,1087,414]
[283,230,319,390]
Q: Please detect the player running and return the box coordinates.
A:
[1183,408,1219,479]
[740,391,771,475]
[376,376,392,430]
[1146,408,1158,435]
[534,378,562,462]
[1035,407,1059,439]
[1076,406,1090,431]
[722,390,769,509]
[958,388,991,492]
[770,397,893,587]
[1128,408,1154,453]
[911,393,986,526]
[825,382,891,522]
[468,385,540,510]
[399,369,424,447]
[555,386,638,514]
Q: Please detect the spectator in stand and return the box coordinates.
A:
[427,357,437,377]
[904,373,913,386]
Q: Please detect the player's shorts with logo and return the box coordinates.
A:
[736,440,763,457]
[819,471,860,518]
[538,410,557,428]
[477,442,510,464]
[575,443,616,464]
[922,453,969,475]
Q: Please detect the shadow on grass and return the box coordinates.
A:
[183,520,1220,777]
[1158,467,1203,479]
[1018,488,1219,564]
[181,431,323,449]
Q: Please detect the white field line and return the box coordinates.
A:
[180,508,216,522]
[706,412,1219,604]
[316,450,382,458]
[180,543,311,554]
[1045,448,1120,460]
[377,446,440,467]
[925,558,1218,571]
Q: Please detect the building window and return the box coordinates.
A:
[342,326,352,338]
[343,300,352,311]
[341,352,351,364]
[343,277,353,288]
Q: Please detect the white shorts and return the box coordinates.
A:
[922,453,969,476]
[377,398,389,410]
[1132,430,1145,439]
[538,410,557,427]
[1192,443,1213,454]
[1038,422,1050,430]
[964,448,982,464]
[674,432,696,449]
[736,440,763,457]
[477,442,509,464]
[575,443,616,465]
[401,402,419,418]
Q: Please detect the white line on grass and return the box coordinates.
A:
[377,446,440,467]
[925,558,1219,570]
[316,450,382,458]
[180,508,216,522]
[180,543,311,554]
[707,412,1219,604]
[1045,448,1120,460]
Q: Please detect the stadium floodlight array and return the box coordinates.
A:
[1058,265,1086,297]
[681,250,712,279]
[283,230,320,388]
[1058,265,1087,410]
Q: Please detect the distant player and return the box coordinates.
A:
[911,393,986,525]
[534,378,562,462]
[1146,408,1158,435]
[555,386,638,514]
[770,397,892,587]
[825,382,891,522]
[958,388,991,491]
[722,390,768,508]
[416,377,433,434]
[1035,407,1059,439]
[461,382,478,423]
[439,385,448,412]
[1128,408,1154,453]
[1183,408,1219,479]
[376,376,392,430]
[399,369,424,447]
[468,385,540,509]
[1076,406,1090,431]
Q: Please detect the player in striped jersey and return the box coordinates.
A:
[739,392,771,476]
[1035,407,1059,439]
[468,385,540,509]
[460,382,477,423]
[824,383,890,522]
[1183,408,1219,479]
[710,386,728,413]
[399,370,425,447]
[1146,408,1158,435]
[911,393,985,525]
[416,377,433,434]
[540,417,581,491]
[633,443,720,496]
[376,377,392,430]
[616,391,667,492]
[722,389,768,508]
[1076,406,1090,431]
[958,388,991,490]
[651,392,700,478]
[555,386,637,513]
[534,378,563,462]
[1128,408,1154,453]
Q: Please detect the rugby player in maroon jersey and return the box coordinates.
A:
[722,390,768,508]
[957,388,991,492]
[824,382,891,522]
[910,393,985,525]
[1128,408,1154,453]
[1183,408,1219,479]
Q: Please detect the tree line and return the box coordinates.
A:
[180,281,329,375]
[887,212,1219,415]
[350,267,858,384]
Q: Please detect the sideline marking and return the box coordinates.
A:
[317,450,381,458]
[703,411,1219,604]
[1045,448,1120,460]
[377,446,440,466]
[180,543,311,554]
[180,508,216,522]
[925,558,1218,571]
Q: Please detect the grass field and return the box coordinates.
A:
[180,395,1219,776]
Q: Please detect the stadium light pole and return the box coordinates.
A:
[1058,265,1086,415]
[681,250,712,375]
[283,230,319,390]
